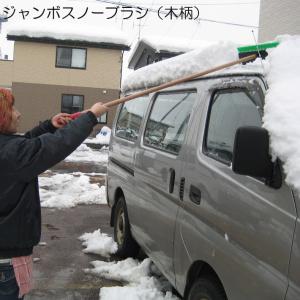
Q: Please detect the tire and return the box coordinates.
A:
[113,196,140,258]
[186,277,227,300]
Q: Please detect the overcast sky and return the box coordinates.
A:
[0,0,261,66]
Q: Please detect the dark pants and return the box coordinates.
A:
[0,264,23,300]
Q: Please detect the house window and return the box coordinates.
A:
[97,112,108,124]
[61,94,84,114]
[56,47,87,69]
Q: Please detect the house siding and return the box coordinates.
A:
[0,60,13,88]
[259,0,300,42]
[13,82,118,133]
[13,41,122,89]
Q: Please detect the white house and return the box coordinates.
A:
[259,0,300,42]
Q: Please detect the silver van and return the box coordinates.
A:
[106,71,300,300]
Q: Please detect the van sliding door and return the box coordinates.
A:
[132,90,197,284]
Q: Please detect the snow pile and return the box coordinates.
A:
[87,258,150,283]
[80,229,178,299]
[79,229,117,258]
[7,23,130,47]
[263,35,300,193]
[95,126,111,145]
[39,173,106,208]
[122,40,238,91]
[85,258,178,300]
[86,126,111,145]
[65,144,108,163]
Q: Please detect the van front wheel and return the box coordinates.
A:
[113,197,139,258]
[186,277,226,300]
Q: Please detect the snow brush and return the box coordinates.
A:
[69,54,256,120]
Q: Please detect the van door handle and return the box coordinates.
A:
[189,185,201,205]
[169,168,175,193]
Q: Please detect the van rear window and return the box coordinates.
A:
[115,96,150,141]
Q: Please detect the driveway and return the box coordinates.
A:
[27,204,119,300]
[26,146,177,300]
[26,148,115,300]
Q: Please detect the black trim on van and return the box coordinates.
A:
[109,157,134,176]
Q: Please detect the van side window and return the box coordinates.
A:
[116,96,150,141]
[144,91,196,154]
[205,89,262,164]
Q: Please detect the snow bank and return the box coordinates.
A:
[86,126,111,145]
[80,229,178,299]
[87,258,150,283]
[79,229,117,258]
[65,144,108,163]
[7,23,130,47]
[39,173,106,208]
[96,126,111,145]
[85,258,178,300]
[263,35,300,193]
[122,40,238,92]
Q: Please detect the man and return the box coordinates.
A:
[0,88,108,299]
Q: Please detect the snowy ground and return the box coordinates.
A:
[39,143,108,208]
[38,142,178,299]
[64,143,108,164]
[80,229,179,300]
[39,172,107,208]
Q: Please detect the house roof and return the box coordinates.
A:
[7,23,131,50]
[128,36,215,69]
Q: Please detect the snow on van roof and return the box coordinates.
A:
[122,41,242,92]
[263,35,300,194]
[7,23,130,48]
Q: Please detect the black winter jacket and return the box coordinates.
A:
[0,112,97,258]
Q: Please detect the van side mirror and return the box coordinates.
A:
[232,126,273,180]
